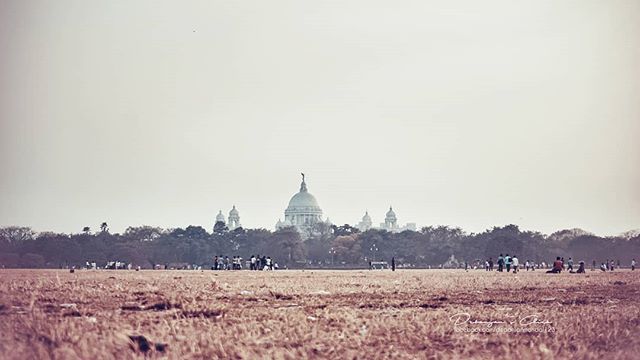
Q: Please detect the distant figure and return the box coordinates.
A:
[369,261,372,270]
[600,263,607,271]
[497,254,504,272]
[505,254,511,273]
[575,261,585,274]
[485,260,489,271]
[567,257,574,272]
[632,259,636,271]
[464,261,468,271]
[488,258,494,271]
[610,260,615,271]
[391,257,396,271]
[546,257,563,274]
[511,255,519,273]
[561,257,565,270]
[592,260,596,271]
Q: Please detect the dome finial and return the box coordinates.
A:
[300,172,307,192]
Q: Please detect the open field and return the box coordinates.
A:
[0,269,639,359]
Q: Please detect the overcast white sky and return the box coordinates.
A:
[1,0,638,236]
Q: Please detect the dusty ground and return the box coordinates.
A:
[0,269,638,359]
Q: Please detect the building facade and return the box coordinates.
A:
[356,206,417,233]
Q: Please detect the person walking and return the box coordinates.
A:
[567,257,574,272]
[632,259,636,271]
[512,255,519,273]
[391,257,396,271]
[505,254,512,273]
[497,254,504,272]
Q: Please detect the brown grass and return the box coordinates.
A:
[0,269,638,359]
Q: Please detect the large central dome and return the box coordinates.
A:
[285,174,322,215]
[288,191,320,209]
[277,173,326,234]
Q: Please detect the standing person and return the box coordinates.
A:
[505,254,512,273]
[213,256,218,271]
[485,260,489,271]
[497,254,504,272]
[610,260,615,271]
[255,255,260,271]
[512,255,519,273]
[261,255,267,270]
[391,257,396,271]
[488,258,494,271]
[224,256,230,270]
[632,259,636,271]
[592,260,596,271]
[567,257,574,272]
[560,257,565,270]
[250,255,256,270]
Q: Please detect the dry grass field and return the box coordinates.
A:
[0,269,638,359]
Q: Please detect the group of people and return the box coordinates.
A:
[546,257,585,273]
[484,254,521,273]
[596,259,636,272]
[481,254,637,275]
[212,255,278,271]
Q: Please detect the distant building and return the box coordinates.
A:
[228,205,241,230]
[214,206,242,231]
[356,206,416,233]
[357,211,373,231]
[276,173,330,236]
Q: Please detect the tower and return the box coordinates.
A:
[384,206,398,229]
[228,205,241,230]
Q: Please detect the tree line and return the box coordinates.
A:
[0,223,638,269]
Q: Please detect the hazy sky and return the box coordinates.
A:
[1,0,639,236]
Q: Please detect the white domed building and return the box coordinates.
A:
[213,206,242,231]
[379,206,416,232]
[276,173,330,235]
[357,211,373,231]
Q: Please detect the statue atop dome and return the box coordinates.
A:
[300,172,307,192]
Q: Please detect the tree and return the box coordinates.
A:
[82,226,91,235]
[100,222,109,233]
[331,235,362,264]
[0,226,36,243]
[123,226,165,242]
[269,228,305,265]
[213,221,228,235]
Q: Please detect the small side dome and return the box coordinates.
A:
[216,210,225,222]
[229,205,239,216]
[386,206,396,218]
